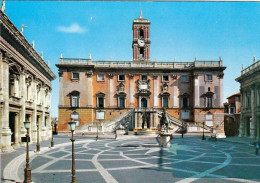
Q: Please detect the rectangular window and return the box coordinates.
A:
[207,97,213,108]
[141,75,147,81]
[205,121,213,126]
[181,110,190,119]
[71,72,79,79]
[98,97,104,108]
[183,97,188,108]
[119,97,125,108]
[97,74,105,81]
[206,74,213,81]
[118,75,125,81]
[162,97,169,108]
[162,75,169,82]
[71,96,79,107]
[181,75,189,83]
[96,111,105,119]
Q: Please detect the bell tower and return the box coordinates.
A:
[132,10,151,61]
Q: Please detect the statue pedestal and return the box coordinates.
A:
[159,131,172,147]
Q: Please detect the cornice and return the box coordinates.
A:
[0,11,56,80]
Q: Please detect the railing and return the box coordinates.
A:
[241,60,260,75]
[60,58,91,63]
[194,60,222,67]
[60,58,223,68]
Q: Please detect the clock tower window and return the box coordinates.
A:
[139,29,144,38]
[140,47,144,59]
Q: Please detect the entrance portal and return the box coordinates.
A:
[141,98,147,108]
[142,112,150,129]
[9,112,15,143]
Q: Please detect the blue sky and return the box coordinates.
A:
[5,1,260,117]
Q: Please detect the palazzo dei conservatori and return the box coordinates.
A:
[56,12,226,137]
[0,10,56,152]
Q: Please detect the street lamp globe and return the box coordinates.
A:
[68,120,76,132]
[24,121,30,129]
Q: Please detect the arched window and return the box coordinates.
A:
[139,29,144,38]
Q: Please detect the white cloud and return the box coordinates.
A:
[57,23,86,34]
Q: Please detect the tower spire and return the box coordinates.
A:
[139,9,143,19]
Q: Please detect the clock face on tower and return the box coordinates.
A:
[138,39,145,47]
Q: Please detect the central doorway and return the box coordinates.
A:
[141,98,147,108]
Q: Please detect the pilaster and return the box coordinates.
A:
[86,71,93,107]
[1,55,13,151]
[58,71,64,106]
[219,73,224,107]
[194,74,199,107]
[108,74,114,107]
[152,75,158,107]
[129,74,135,107]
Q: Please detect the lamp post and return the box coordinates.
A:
[96,121,99,141]
[24,120,32,183]
[51,122,54,148]
[202,122,205,140]
[36,122,40,152]
[68,120,77,183]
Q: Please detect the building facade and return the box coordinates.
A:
[224,93,240,136]
[0,11,56,152]
[56,13,226,136]
[236,58,260,139]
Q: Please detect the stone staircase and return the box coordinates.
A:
[75,109,134,134]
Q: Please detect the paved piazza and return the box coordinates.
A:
[4,136,260,183]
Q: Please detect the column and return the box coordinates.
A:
[108,74,114,107]
[41,87,47,140]
[13,113,20,147]
[239,90,244,137]
[138,113,142,129]
[250,86,256,138]
[194,74,199,107]
[153,75,158,107]
[129,74,135,107]
[31,79,37,142]
[150,113,153,129]
[134,112,138,129]
[19,70,26,145]
[1,54,13,152]
[47,90,52,138]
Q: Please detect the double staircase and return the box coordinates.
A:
[75,108,223,136]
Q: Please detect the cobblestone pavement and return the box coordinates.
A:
[2,135,260,183]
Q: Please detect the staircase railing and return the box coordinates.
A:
[103,109,134,130]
